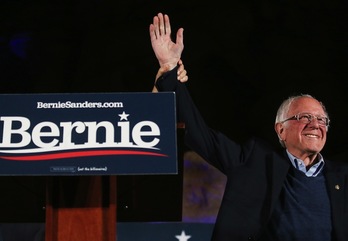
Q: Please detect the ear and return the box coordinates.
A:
[274,123,284,139]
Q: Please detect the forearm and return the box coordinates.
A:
[155,66,222,164]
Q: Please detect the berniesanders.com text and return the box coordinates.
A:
[37,101,124,109]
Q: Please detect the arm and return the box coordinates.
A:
[149,13,224,168]
[149,13,243,173]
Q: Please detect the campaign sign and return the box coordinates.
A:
[0,92,177,175]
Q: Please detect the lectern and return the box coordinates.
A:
[0,92,179,241]
[45,175,117,241]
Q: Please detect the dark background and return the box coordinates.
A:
[0,0,347,222]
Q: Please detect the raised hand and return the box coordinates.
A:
[149,13,184,70]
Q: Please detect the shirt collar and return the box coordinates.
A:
[286,150,325,177]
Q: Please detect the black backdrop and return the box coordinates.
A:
[0,0,347,222]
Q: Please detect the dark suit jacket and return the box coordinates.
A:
[156,67,348,241]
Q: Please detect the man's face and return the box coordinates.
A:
[277,97,328,158]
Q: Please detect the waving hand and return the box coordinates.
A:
[149,13,184,70]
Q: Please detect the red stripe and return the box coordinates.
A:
[0,150,167,161]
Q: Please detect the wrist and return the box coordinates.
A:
[159,60,179,71]
[155,65,179,91]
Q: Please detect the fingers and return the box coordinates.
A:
[150,13,170,38]
[164,14,171,36]
[176,28,184,49]
[178,69,188,83]
[158,13,165,35]
[177,60,188,83]
[149,13,161,40]
[149,15,159,40]
[149,21,157,41]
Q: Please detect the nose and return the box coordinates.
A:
[308,118,321,128]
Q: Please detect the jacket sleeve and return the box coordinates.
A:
[155,67,246,174]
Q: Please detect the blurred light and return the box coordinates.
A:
[9,32,32,59]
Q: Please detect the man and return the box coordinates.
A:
[149,12,348,241]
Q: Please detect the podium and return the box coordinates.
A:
[0,92,180,241]
[45,176,117,241]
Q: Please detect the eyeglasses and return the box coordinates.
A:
[281,112,330,127]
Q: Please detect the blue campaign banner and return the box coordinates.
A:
[0,222,215,241]
[0,92,177,175]
[117,222,214,241]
